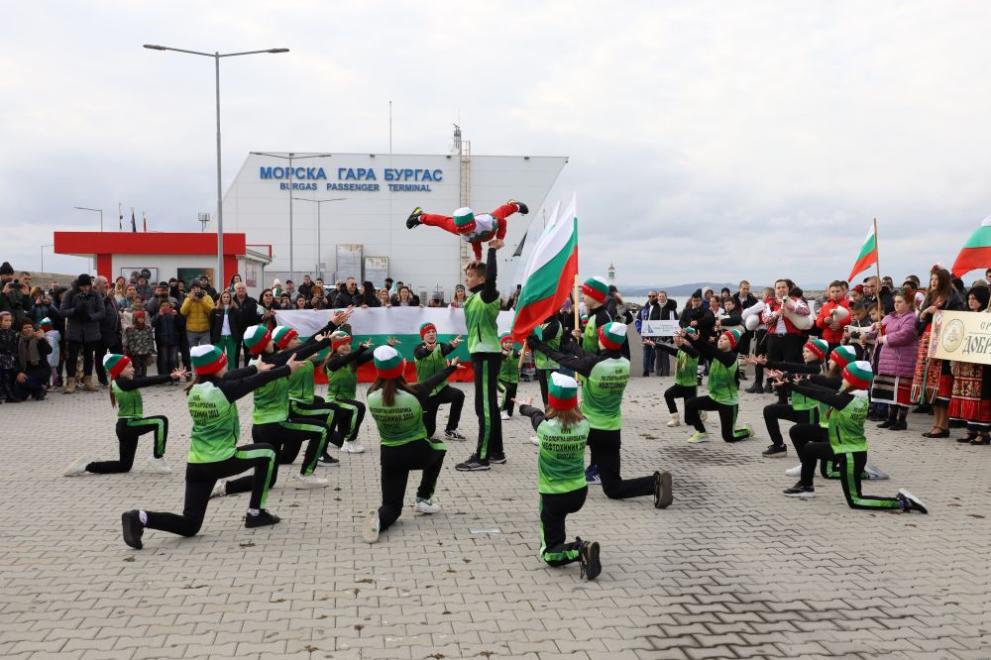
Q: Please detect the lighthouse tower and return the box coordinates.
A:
[607,262,616,285]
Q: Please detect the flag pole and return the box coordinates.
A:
[573,274,581,334]
[873,217,883,323]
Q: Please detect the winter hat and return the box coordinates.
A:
[968,285,990,311]
[419,322,437,339]
[721,327,743,349]
[453,207,476,234]
[39,317,53,330]
[77,273,93,287]
[581,276,610,304]
[0,261,13,275]
[191,344,227,376]
[691,288,703,300]
[373,345,405,379]
[830,345,857,369]
[597,321,627,350]
[132,310,146,321]
[547,372,579,410]
[842,360,874,390]
[331,330,352,352]
[242,324,272,355]
[682,326,699,338]
[102,353,131,379]
[272,325,298,350]
[499,332,514,348]
[852,284,864,295]
[804,338,829,361]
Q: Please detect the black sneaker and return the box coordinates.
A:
[121,510,144,550]
[877,419,894,428]
[455,455,491,471]
[444,429,467,440]
[578,538,601,580]
[889,420,907,431]
[762,444,787,458]
[318,453,339,466]
[245,509,281,528]
[745,383,764,394]
[488,452,507,465]
[653,470,673,509]
[897,489,928,514]
[405,207,423,229]
[508,199,529,215]
[783,481,815,498]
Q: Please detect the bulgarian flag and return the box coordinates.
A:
[951,215,991,277]
[848,223,878,282]
[510,197,579,342]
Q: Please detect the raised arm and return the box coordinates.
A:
[481,247,499,303]
[791,380,853,409]
[115,374,174,391]
[411,364,458,401]
[518,404,546,432]
[528,337,598,377]
[219,365,291,402]
[691,338,736,367]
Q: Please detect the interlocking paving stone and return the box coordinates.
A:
[1,377,989,658]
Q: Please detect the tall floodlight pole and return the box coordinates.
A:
[292,197,345,279]
[252,151,332,281]
[143,44,289,284]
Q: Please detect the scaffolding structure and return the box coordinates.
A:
[454,124,472,274]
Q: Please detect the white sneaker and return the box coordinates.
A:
[864,463,890,480]
[414,498,442,514]
[363,509,380,543]
[666,413,681,428]
[784,464,802,477]
[146,457,173,475]
[63,456,90,477]
[211,480,227,498]
[292,473,329,489]
[500,411,511,420]
[687,431,710,444]
[341,442,365,454]
[529,435,540,446]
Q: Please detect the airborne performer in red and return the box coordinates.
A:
[405,200,528,260]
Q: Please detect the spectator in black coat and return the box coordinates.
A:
[59,274,104,392]
[679,289,715,340]
[231,282,258,366]
[93,276,123,386]
[335,277,361,307]
[13,317,51,400]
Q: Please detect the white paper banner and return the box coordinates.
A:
[641,319,681,337]
[275,307,517,337]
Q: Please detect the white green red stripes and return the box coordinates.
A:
[547,372,578,410]
[191,344,227,376]
[830,345,857,369]
[373,345,404,379]
[952,215,991,277]
[243,325,271,355]
[597,322,627,350]
[102,353,131,379]
[848,224,878,281]
[843,361,874,390]
[510,201,579,342]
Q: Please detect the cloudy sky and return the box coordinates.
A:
[3,1,990,287]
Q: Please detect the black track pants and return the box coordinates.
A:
[685,395,751,442]
[377,439,446,532]
[539,487,587,566]
[664,383,697,414]
[472,353,503,459]
[588,428,654,499]
[422,386,465,438]
[87,416,169,473]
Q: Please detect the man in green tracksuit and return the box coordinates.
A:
[456,241,505,472]
[519,373,602,580]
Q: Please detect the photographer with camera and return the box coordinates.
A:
[59,273,104,393]
[179,281,215,349]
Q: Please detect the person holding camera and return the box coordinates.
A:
[59,273,104,393]
[180,282,215,348]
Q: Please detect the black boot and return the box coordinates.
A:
[405,207,423,229]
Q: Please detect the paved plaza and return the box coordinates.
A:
[1,375,989,660]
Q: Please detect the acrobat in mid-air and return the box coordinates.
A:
[405,200,528,260]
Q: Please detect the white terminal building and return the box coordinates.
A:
[223,132,567,301]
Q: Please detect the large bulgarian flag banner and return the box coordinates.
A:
[848,223,879,282]
[510,197,579,342]
[274,307,516,382]
[952,215,991,277]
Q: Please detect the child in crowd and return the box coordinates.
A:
[0,311,17,403]
[40,317,61,388]
[124,310,155,378]
[152,301,180,377]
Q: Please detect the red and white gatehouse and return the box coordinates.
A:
[53,231,272,296]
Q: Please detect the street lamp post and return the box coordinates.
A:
[40,244,53,272]
[292,197,345,279]
[143,44,289,285]
[252,151,332,281]
[73,206,104,231]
